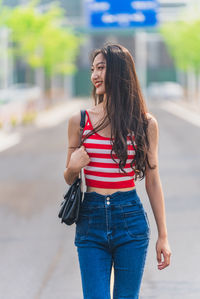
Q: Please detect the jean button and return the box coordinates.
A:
[106,196,110,205]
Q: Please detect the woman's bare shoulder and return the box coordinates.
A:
[146,113,158,139]
[68,111,81,128]
[146,112,157,125]
[68,109,89,130]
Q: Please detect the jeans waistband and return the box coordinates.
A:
[83,189,140,206]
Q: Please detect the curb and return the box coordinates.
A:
[0,98,91,153]
[35,98,91,128]
[160,100,200,127]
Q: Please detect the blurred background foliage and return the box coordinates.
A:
[0,0,200,129]
[0,0,84,127]
[0,0,82,77]
[161,18,200,74]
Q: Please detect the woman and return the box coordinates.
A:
[64,44,171,299]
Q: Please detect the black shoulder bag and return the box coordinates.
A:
[58,110,86,225]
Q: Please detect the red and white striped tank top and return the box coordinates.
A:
[82,110,136,189]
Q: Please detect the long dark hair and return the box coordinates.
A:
[82,43,155,180]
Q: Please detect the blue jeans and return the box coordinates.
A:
[74,189,150,299]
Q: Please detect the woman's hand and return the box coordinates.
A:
[68,145,90,173]
[156,237,171,270]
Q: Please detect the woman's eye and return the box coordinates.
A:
[91,66,104,72]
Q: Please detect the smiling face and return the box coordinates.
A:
[91,53,106,95]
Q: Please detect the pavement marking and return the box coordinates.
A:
[0,132,21,152]
[34,243,64,299]
[161,101,200,127]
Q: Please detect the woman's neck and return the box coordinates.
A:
[98,94,107,110]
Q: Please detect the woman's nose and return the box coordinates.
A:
[92,72,98,80]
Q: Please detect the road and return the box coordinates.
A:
[0,99,199,299]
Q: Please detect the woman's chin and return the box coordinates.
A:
[96,90,105,95]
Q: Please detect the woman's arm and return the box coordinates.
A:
[145,115,171,270]
[64,112,90,185]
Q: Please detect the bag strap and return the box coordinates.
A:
[80,110,86,144]
[80,110,86,128]
[79,110,86,184]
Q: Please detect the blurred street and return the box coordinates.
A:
[0,98,200,299]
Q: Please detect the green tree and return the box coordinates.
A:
[0,1,82,77]
[160,9,200,102]
[160,18,200,74]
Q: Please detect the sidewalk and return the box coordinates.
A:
[1,96,200,153]
[148,98,200,128]
[34,97,91,129]
[0,97,91,152]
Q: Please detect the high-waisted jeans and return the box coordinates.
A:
[74,189,150,299]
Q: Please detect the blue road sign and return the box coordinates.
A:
[85,0,159,28]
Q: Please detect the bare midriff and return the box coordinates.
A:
[86,186,136,195]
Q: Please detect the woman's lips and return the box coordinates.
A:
[95,81,103,88]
